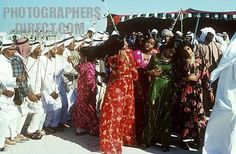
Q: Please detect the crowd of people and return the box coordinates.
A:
[0,25,234,154]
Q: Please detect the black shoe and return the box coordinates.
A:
[43,127,56,134]
[161,145,171,152]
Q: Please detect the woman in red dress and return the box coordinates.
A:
[99,38,138,154]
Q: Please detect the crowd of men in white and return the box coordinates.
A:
[0,27,109,152]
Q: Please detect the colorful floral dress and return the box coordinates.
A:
[172,55,210,142]
[72,62,99,135]
[99,49,138,154]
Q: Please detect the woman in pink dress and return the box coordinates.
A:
[72,50,99,136]
[132,37,157,143]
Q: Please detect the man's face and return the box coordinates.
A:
[33,45,42,56]
[50,47,57,58]
[4,46,16,58]
[67,40,75,51]
[57,44,65,55]
[185,36,192,43]
[163,35,171,43]
[205,32,214,44]
[223,35,227,41]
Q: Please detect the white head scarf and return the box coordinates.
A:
[83,38,92,47]
[74,36,84,49]
[1,40,14,52]
[63,34,74,46]
[41,41,56,55]
[30,42,40,53]
[161,29,174,37]
[199,27,216,43]
[210,33,236,82]
[56,39,64,47]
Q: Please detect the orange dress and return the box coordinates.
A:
[99,49,138,154]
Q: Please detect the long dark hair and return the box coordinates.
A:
[80,35,125,61]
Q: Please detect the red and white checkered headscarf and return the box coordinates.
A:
[16,38,30,59]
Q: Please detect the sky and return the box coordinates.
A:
[0,0,235,36]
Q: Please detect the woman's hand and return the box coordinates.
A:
[147,68,162,77]
[209,91,215,103]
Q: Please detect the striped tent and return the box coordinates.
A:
[106,8,236,36]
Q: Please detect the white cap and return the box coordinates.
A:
[1,40,14,52]
[151,29,158,34]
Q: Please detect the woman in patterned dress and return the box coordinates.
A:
[140,40,176,152]
[99,38,138,154]
[72,48,99,136]
[171,40,214,150]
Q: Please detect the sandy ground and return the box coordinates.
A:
[3,126,202,154]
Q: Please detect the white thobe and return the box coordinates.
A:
[25,57,46,133]
[203,64,236,154]
[40,56,62,128]
[0,54,18,147]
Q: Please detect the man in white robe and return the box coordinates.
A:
[203,33,236,154]
[40,41,62,133]
[25,42,46,139]
[62,35,78,125]
[55,40,69,129]
[0,41,19,150]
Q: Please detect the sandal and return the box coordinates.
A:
[26,132,42,140]
[17,134,29,141]
[5,138,16,145]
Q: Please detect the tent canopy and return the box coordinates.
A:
[106,8,236,37]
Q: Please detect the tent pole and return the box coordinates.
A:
[180,0,183,33]
[194,16,200,36]
[181,10,183,33]
[103,0,118,32]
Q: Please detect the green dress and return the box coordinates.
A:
[141,53,174,147]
